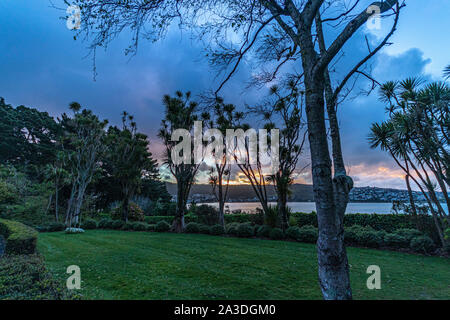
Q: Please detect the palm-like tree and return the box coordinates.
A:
[369,74,449,245]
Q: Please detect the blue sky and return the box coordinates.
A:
[0,0,449,189]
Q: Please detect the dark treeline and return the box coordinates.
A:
[0,98,170,227]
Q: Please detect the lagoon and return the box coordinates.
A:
[202,202,448,214]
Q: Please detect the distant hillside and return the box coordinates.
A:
[165,183,444,203]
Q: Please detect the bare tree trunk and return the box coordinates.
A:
[405,174,420,230]
[55,188,59,222]
[173,180,186,233]
[276,181,289,231]
[304,79,352,300]
[218,176,225,227]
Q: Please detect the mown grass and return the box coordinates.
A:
[38,230,449,300]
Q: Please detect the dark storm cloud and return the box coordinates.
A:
[0,1,443,189]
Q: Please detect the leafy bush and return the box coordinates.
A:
[224,213,252,224]
[151,201,177,216]
[111,220,125,230]
[344,225,373,245]
[297,225,318,243]
[291,212,438,243]
[225,222,240,236]
[237,223,254,238]
[198,224,210,234]
[0,254,80,300]
[269,228,284,240]
[48,222,66,232]
[191,205,219,225]
[65,228,85,234]
[264,206,278,228]
[394,228,422,241]
[0,219,38,255]
[256,225,272,237]
[146,224,156,232]
[81,219,97,230]
[209,224,225,235]
[98,218,114,229]
[112,202,145,222]
[185,222,200,233]
[410,236,435,254]
[358,230,384,248]
[155,221,170,232]
[131,222,148,231]
[121,222,134,231]
[285,226,301,240]
[144,216,174,224]
[288,215,298,227]
[384,233,409,248]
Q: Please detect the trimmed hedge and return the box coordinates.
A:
[210,224,225,235]
[81,219,97,230]
[144,216,174,225]
[0,254,80,300]
[269,228,284,240]
[0,219,38,255]
[297,225,318,243]
[198,224,211,234]
[130,222,149,231]
[410,236,435,254]
[256,225,272,237]
[225,222,240,236]
[185,222,200,233]
[237,223,254,238]
[155,221,170,232]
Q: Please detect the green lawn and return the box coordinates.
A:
[38,230,450,300]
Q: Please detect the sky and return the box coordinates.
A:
[0,0,449,190]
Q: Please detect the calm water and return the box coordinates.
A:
[201,202,448,214]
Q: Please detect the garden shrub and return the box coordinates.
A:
[0,219,38,255]
[394,228,422,241]
[384,233,409,248]
[237,223,254,238]
[225,222,240,236]
[44,222,66,232]
[155,220,170,232]
[297,225,318,243]
[185,222,200,233]
[264,206,278,228]
[358,230,384,248]
[256,225,272,238]
[131,222,148,231]
[98,218,114,229]
[146,224,156,232]
[121,222,134,231]
[191,205,219,225]
[112,202,145,222]
[410,236,435,254]
[81,219,97,230]
[288,215,298,227]
[285,226,301,240]
[198,224,210,234]
[209,224,225,235]
[269,228,284,240]
[111,220,125,230]
[144,216,174,224]
[344,225,373,245]
[0,254,80,300]
[224,214,251,224]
